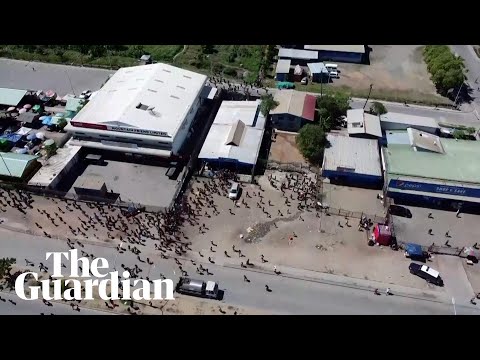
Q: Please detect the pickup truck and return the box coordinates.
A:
[175,277,223,300]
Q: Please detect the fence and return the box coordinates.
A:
[397,241,466,258]
[324,207,386,224]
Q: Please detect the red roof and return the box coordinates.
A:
[302,94,316,121]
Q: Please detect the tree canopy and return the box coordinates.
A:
[316,93,350,131]
[260,94,279,117]
[296,124,329,164]
[369,101,388,115]
[423,45,465,95]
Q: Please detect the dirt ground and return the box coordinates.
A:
[182,171,445,291]
[333,45,441,96]
[321,181,386,218]
[269,132,308,165]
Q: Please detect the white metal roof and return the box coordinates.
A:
[199,100,265,165]
[346,109,382,138]
[307,62,329,74]
[380,112,439,130]
[322,134,382,177]
[278,48,318,60]
[28,143,82,188]
[407,128,445,154]
[205,281,216,291]
[304,45,365,53]
[276,59,291,74]
[71,63,207,138]
[421,265,440,278]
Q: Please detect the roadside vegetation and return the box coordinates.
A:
[316,92,350,131]
[368,101,388,115]
[423,45,465,96]
[0,45,268,83]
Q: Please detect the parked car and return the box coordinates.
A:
[409,263,444,286]
[301,77,308,85]
[228,182,240,200]
[388,205,412,218]
[329,70,339,79]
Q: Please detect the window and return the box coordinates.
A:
[99,135,110,138]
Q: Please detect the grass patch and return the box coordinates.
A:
[265,79,453,107]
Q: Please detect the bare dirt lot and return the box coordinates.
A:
[182,171,445,292]
[269,132,308,165]
[334,45,441,97]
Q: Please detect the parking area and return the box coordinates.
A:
[269,132,308,164]
[66,161,182,208]
[332,45,441,97]
[181,170,445,291]
[392,205,479,249]
[0,58,113,95]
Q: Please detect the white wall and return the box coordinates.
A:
[172,96,201,154]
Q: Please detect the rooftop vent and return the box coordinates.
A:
[176,86,186,90]
[147,89,158,93]
[183,75,192,79]
[136,102,149,110]
[163,69,171,73]
[154,79,164,83]
[170,95,180,100]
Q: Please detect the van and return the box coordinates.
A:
[325,63,338,71]
[228,182,240,200]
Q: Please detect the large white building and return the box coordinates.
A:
[65,63,214,158]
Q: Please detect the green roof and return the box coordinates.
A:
[385,139,480,184]
[0,88,28,107]
[65,98,86,113]
[0,152,39,178]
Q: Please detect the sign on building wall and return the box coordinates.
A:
[107,126,169,137]
[389,179,480,198]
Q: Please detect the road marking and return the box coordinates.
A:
[452,297,456,315]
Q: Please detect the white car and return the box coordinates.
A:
[228,182,240,200]
[79,90,92,99]
[329,71,339,79]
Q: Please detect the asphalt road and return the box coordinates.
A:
[0,58,114,96]
[1,228,479,315]
[1,57,478,128]
[450,45,480,104]
[0,292,111,315]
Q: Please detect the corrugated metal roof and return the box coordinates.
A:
[385,130,410,145]
[385,139,480,184]
[0,152,39,178]
[322,134,382,177]
[307,62,328,74]
[302,95,316,121]
[275,59,291,74]
[346,109,382,138]
[225,120,246,146]
[0,88,28,107]
[407,128,444,154]
[278,48,318,60]
[74,174,105,190]
[380,112,439,130]
[304,45,365,53]
[199,101,266,165]
[271,90,315,121]
[65,98,86,113]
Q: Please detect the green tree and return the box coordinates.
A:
[369,101,388,115]
[423,45,465,95]
[316,93,350,131]
[0,257,16,280]
[201,45,215,54]
[128,45,145,58]
[296,124,329,163]
[260,94,279,117]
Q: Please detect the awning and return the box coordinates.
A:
[405,243,424,257]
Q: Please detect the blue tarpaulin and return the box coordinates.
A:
[0,133,22,143]
[405,243,424,257]
[42,116,53,125]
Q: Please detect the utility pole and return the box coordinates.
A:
[65,70,76,96]
[363,83,373,109]
[453,82,465,108]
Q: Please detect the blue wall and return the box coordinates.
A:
[276,73,289,82]
[323,170,383,187]
[318,51,363,64]
[389,179,480,199]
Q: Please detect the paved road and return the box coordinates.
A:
[1,57,478,128]
[0,291,112,315]
[1,227,479,315]
[0,58,114,96]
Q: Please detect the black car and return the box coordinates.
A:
[388,205,412,218]
[409,262,444,286]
